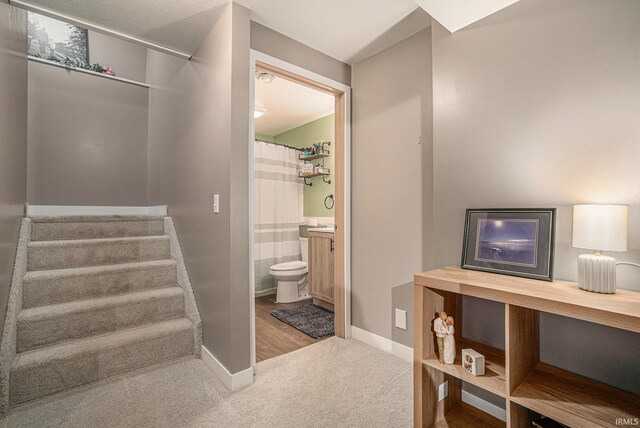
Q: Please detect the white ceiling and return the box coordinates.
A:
[239,0,420,64]
[254,74,334,137]
[15,0,522,62]
[413,0,521,33]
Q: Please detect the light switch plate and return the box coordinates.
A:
[395,308,407,330]
[213,194,220,214]
[438,381,448,401]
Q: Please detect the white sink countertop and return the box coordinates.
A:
[307,227,335,233]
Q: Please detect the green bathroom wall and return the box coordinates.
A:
[274,114,335,217]
[255,133,275,142]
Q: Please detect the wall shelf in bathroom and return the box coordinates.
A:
[299,152,330,161]
[299,171,330,178]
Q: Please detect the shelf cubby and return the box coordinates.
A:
[511,363,640,428]
[432,401,506,428]
[423,338,506,399]
[414,267,640,428]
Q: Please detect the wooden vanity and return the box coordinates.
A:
[308,230,335,310]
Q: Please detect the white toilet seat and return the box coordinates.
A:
[270,261,308,278]
[270,261,307,271]
[270,260,309,303]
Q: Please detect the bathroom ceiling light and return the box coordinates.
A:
[254,108,267,118]
[256,71,275,83]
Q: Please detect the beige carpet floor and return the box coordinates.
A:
[2,337,412,427]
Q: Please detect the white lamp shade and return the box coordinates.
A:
[572,205,628,252]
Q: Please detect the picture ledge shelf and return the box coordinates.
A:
[28,56,150,89]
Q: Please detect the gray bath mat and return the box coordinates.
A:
[271,304,334,339]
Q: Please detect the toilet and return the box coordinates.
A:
[270,237,309,303]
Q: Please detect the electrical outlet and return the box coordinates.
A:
[394,308,407,330]
[438,381,448,402]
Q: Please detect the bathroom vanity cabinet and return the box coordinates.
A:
[308,231,334,306]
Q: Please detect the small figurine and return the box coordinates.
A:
[433,312,448,363]
[443,316,456,364]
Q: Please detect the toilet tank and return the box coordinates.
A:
[300,237,309,262]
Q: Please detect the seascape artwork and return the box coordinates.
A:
[475,219,538,267]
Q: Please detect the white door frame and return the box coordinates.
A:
[248,49,352,369]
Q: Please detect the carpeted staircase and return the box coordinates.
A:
[10,216,197,406]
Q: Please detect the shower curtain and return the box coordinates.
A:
[254,141,304,294]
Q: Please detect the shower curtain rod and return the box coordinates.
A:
[255,140,302,152]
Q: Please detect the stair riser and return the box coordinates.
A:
[17,290,184,352]
[23,263,178,308]
[27,239,170,270]
[31,221,165,241]
[10,327,193,405]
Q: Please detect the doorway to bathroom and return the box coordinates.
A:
[249,51,351,365]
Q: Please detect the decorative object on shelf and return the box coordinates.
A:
[433,311,448,364]
[298,142,331,186]
[30,54,117,76]
[461,208,556,281]
[443,316,455,364]
[572,204,628,294]
[462,348,485,376]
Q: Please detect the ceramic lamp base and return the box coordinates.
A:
[577,253,616,294]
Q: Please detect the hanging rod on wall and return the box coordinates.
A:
[254,140,302,152]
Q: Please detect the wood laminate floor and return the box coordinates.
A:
[255,295,332,362]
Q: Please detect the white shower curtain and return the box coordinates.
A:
[254,141,304,293]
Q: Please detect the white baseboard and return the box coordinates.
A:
[351,325,506,421]
[351,326,394,357]
[201,345,253,392]
[254,287,277,298]
[26,205,168,216]
[462,390,507,422]
[391,341,414,362]
[351,326,412,362]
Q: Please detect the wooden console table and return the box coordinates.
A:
[414,267,640,428]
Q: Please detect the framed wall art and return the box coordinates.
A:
[461,208,556,281]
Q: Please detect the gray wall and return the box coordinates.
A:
[431,0,640,394]
[352,29,433,342]
[0,1,27,333]
[88,31,147,82]
[391,282,414,347]
[27,61,149,206]
[147,2,251,374]
[250,21,351,86]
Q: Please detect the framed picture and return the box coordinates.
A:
[28,12,89,63]
[461,208,556,281]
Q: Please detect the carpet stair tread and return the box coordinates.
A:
[30,216,165,241]
[29,215,165,223]
[23,259,178,308]
[17,287,185,352]
[10,318,194,405]
[27,236,170,270]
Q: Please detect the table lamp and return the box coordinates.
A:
[572,204,628,293]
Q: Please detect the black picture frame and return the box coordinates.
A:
[461,208,556,281]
